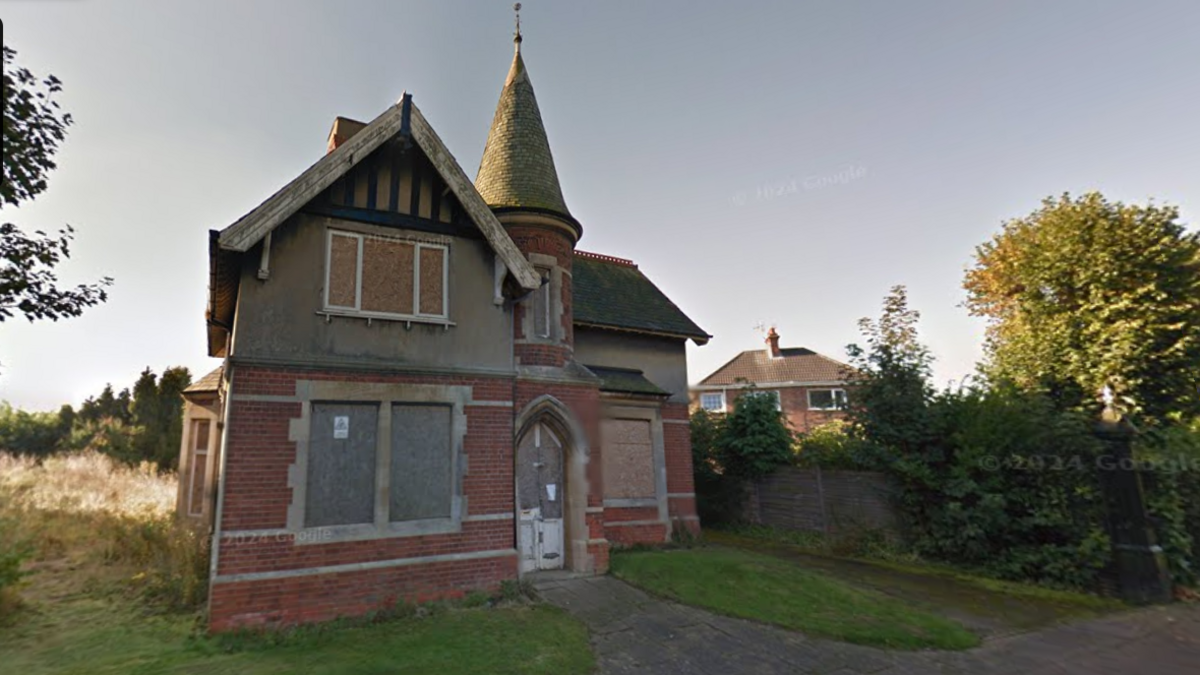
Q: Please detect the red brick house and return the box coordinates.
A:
[690,328,852,433]
[176,27,708,631]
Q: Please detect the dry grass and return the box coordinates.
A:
[0,450,174,516]
[0,450,208,617]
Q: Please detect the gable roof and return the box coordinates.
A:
[184,366,223,394]
[698,347,853,387]
[215,94,540,292]
[572,252,709,344]
[475,40,571,219]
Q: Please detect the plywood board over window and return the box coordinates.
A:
[418,246,445,316]
[390,404,452,522]
[324,229,449,323]
[602,419,656,500]
[306,403,378,528]
[327,234,360,308]
[361,238,414,315]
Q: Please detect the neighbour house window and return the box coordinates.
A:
[187,419,211,517]
[808,388,847,411]
[305,402,454,529]
[700,392,725,412]
[325,230,448,321]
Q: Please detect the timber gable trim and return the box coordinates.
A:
[214,94,539,292]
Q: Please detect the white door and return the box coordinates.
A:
[517,423,564,572]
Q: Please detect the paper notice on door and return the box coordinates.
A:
[546,483,557,501]
[333,416,350,439]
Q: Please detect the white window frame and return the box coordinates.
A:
[323,229,451,324]
[807,388,847,411]
[700,392,726,412]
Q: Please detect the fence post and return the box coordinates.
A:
[1094,405,1172,604]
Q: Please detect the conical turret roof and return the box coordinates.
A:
[475,38,572,219]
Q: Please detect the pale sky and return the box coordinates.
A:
[2,0,1198,410]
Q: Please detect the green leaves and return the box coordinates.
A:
[1,46,112,324]
[965,192,1200,420]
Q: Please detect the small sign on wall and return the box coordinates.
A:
[333,416,350,439]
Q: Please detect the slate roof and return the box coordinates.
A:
[585,365,669,397]
[474,40,572,219]
[185,366,223,394]
[698,348,853,387]
[572,252,709,344]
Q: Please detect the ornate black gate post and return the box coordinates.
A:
[1094,405,1172,604]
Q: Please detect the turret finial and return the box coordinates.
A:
[514,3,523,47]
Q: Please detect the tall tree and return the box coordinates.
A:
[964,193,1200,420]
[1,45,111,323]
[845,285,937,458]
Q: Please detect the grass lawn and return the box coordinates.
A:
[707,528,1124,633]
[611,546,980,650]
[0,452,594,675]
[0,594,594,675]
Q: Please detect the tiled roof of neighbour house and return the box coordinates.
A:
[698,348,853,387]
[585,365,670,397]
[572,252,710,344]
[184,366,223,394]
[474,38,572,220]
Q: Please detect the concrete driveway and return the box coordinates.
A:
[534,575,1200,675]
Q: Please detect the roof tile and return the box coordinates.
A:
[699,347,853,386]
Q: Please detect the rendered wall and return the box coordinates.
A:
[231,212,513,375]
[573,329,689,404]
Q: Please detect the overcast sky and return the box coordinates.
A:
[2,0,1198,410]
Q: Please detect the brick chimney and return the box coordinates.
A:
[765,327,781,358]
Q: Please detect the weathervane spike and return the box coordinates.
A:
[514,3,523,45]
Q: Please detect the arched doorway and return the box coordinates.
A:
[516,422,564,572]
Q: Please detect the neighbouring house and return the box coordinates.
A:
[690,328,853,433]
[176,27,708,631]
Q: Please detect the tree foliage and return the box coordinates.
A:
[690,387,794,524]
[1,45,111,324]
[845,285,937,461]
[844,287,1113,589]
[964,192,1200,420]
[0,367,191,469]
[719,388,794,480]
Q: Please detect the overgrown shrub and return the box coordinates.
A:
[843,288,1115,589]
[793,420,878,469]
[1138,422,1200,586]
[0,489,32,610]
[0,450,208,612]
[691,390,794,525]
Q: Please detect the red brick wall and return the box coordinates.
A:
[663,402,700,534]
[209,554,516,632]
[211,364,519,630]
[508,223,575,364]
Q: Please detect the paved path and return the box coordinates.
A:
[534,575,1200,674]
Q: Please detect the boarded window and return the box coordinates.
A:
[306,403,378,527]
[601,419,656,500]
[389,404,452,521]
[325,231,447,319]
[327,234,360,308]
[187,419,211,517]
[418,246,445,316]
[361,238,414,314]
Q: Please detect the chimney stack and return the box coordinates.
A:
[766,327,781,358]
